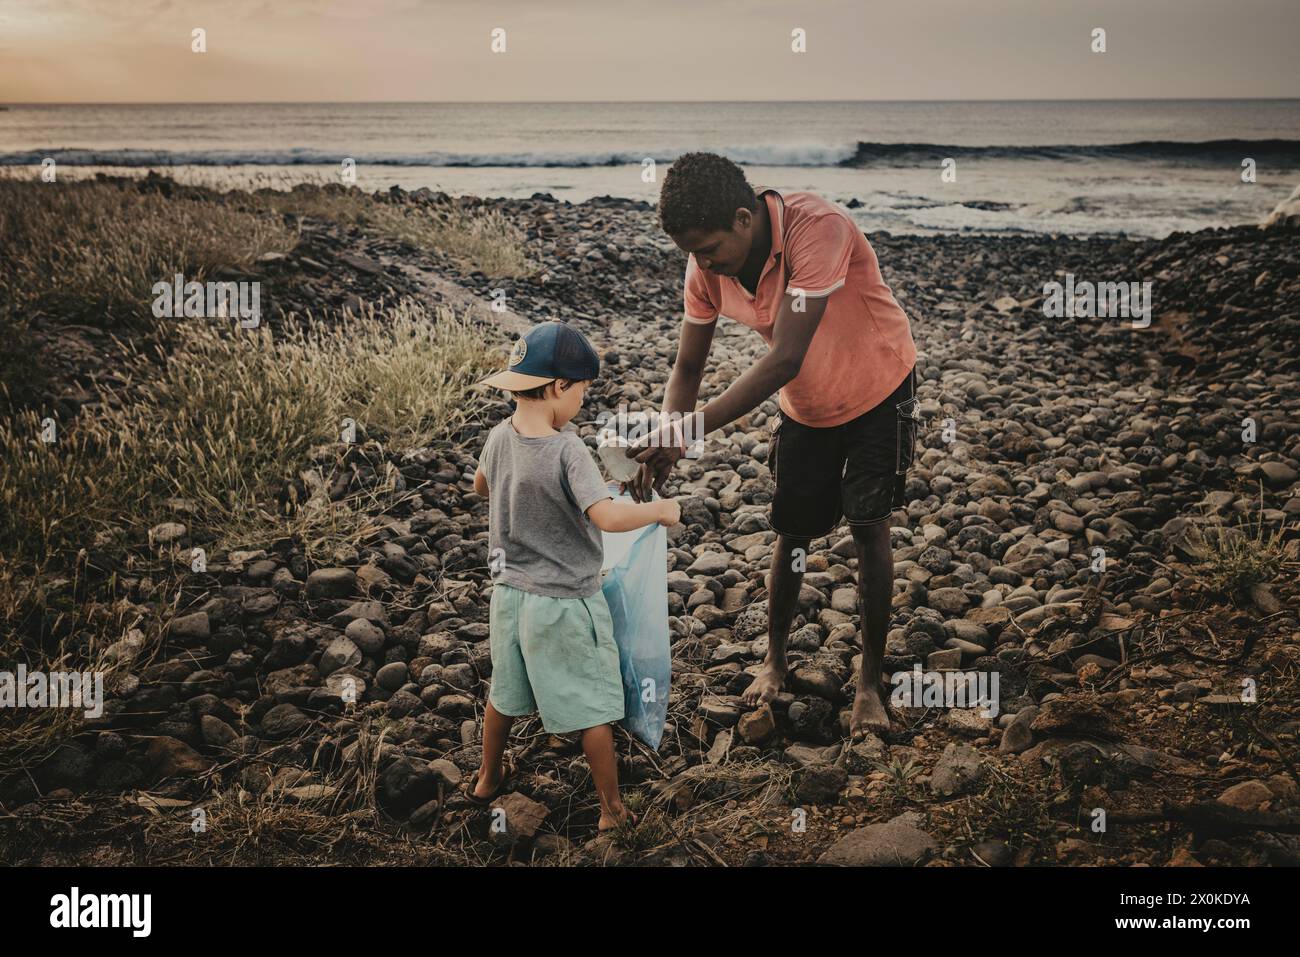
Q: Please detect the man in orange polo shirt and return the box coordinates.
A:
[627,152,918,738]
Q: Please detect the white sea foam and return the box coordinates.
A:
[5,100,1294,237]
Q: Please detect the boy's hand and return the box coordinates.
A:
[657,498,681,527]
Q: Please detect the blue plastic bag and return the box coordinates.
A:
[600,490,671,750]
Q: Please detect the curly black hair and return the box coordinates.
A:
[658,152,757,237]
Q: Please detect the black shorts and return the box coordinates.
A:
[766,369,919,540]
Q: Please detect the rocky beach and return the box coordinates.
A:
[2,176,1299,867]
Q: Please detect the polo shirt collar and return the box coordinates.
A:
[758,187,785,260]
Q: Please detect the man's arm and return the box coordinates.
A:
[473,466,488,498]
[629,293,827,498]
[692,292,828,435]
[662,318,716,417]
[625,318,715,501]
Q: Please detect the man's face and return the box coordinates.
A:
[671,207,755,277]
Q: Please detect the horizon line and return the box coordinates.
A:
[4,96,1299,107]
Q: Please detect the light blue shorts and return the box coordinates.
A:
[487,583,625,734]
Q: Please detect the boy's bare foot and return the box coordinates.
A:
[741,660,787,706]
[850,685,891,739]
[471,766,502,800]
[468,759,513,803]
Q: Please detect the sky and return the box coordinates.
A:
[0,0,1297,103]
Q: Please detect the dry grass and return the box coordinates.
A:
[260,186,534,277]
[0,171,502,799]
[0,300,497,776]
[0,175,531,383]
[0,173,296,330]
[0,172,526,849]
[18,169,537,277]
[0,300,495,570]
[959,764,1054,852]
[2,172,540,862]
[651,756,796,829]
[1190,493,1291,599]
[0,563,179,777]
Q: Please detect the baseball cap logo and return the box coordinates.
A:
[508,338,527,366]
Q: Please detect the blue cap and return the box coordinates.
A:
[481,319,600,391]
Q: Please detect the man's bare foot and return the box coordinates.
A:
[850,685,891,739]
[597,804,637,832]
[741,660,787,706]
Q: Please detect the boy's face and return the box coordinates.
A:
[547,378,588,427]
[670,207,756,277]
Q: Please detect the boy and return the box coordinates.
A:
[472,319,680,831]
[626,153,918,739]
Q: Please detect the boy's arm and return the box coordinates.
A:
[563,433,681,531]
[587,497,679,533]
[475,427,495,498]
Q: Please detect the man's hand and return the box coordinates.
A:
[622,413,694,502]
[623,442,682,502]
[625,318,715,502]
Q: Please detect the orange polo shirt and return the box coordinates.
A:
[684,189,917,428]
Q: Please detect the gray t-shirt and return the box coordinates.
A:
[479,419,612,598]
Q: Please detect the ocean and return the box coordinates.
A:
[2,100,1298,238]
